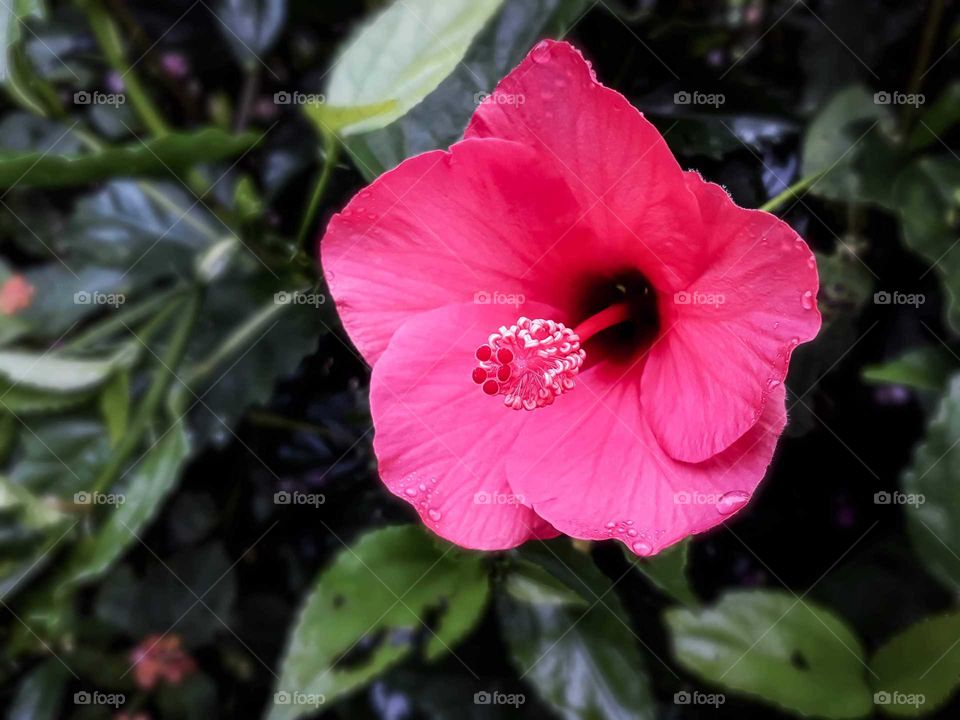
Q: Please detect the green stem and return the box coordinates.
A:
[91,291,200,494]
[758,169,827,214]
[61,285,189,351]
[80,0,170,137]
[296,131,339,254]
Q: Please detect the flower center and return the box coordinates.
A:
[472,303,630,411]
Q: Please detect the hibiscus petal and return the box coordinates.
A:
[640,174,821,463]
[370,302,561,550]
[506,363,787,556]
[321,137,589,365]
[465,39,704,290]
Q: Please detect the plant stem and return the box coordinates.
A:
[901,0,945,136]
[296,131,339,254]
[91,290,200,494]
[758,169,827,214]
[81,0,170,137]
[61,285,189,351]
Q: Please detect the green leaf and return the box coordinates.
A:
[64,420,191,585]
[215,0,287,68]
[0,347,133,392]
[625,538,697,607]
[500,540,656,720]
[0,128,259,188]
[0,379,95,415]
[862,346,955,393]
[665,589,873,719]
[320,0,506,136]
[98,370,129,446]
[902,373,960,591]
[908,82,960,150]
[10,418,110,496]
[8,658,69,720]
[895,156,960,333]
[801,85,903,209]
[345,0,587,178]
[268,525,489,719]
[871,611,960,717]
[0,0,44,82]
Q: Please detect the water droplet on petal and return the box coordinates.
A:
[605,521,616,529]
[801,290,815,310]
[532,40,552,63]
[428,508,442,521]
[627,528,638,537]
[404,487,418,497]
[716,491,750,515]
[631,541,653,556]
[807,255,816,269]
[767,378,781,390]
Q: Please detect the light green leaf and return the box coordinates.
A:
[0,128,259,188]
[267,525,489,719]
[871,611,960,717]
[345,0,587,178]
[665,589,873,719]
[908,82,960,150]
[862,346,955,393]
[626,538,698,607]
[903,373,960,591]
[501,540,656,720]
[320,0,505,136]
[64,420,191,585]
[0,346,133,392]
[0,0,44,81]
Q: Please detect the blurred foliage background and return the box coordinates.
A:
[0,0,959,718]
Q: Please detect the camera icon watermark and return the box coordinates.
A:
[473,290,525,308]
[74,491,126,506]
[473,690,525,707]
[474,490,525,506]
[874,490,924,507]
[274,91,326,106]
[74,90,126,107]
[674,690,725,707]
[274,291,326,307]
[674,290,725,307]
[74,290,126,308]
[873,291,925,307]
[874,691,925,708]
[474,91,525,107]
[873,91,924,108]
[73,690,126,708]
[274,490,325,508]
[273,690,325,707]
[674,90,725,108]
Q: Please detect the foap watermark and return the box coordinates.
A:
[474,691,525,708]
[275,291,326,307]
[874,691,925,709]
[874,490,924,507]
[675,490,724,506]
[674,90,725,108]
[273,691,326,708]
[674,290,725,307]
[474,290,525,308]
[75,491,125,506]
[874,291,924,307]
[274,91,326,106]
[74,90,126,107]
[674,691,726,708]
[474,490,525,506]
[74,290,125,308]
[74,691,126,708]
[274,490,325,507]
[874,91,924,108]
[474,90,525,107]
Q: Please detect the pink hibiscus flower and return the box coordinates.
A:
[320,41,820,555]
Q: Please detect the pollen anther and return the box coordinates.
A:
[473,317,585,410]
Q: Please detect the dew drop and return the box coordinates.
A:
[716,491,750,515]
[605,521,616,529]
[767,378,781,390]
[631,541,653,556]
[773,321,780,329]
[807,255,816,269]
[428,508,442,521]
[627,528,638,537]
[801,290,815,310]
[404,487,418,497]
[532,40,552,63]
